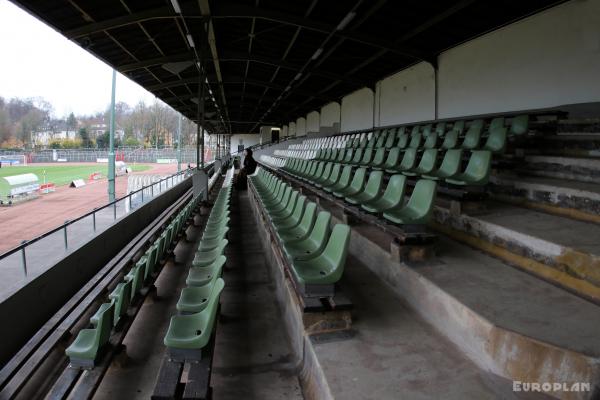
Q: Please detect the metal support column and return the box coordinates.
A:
[177,113,182,172]
[108,69,116,201]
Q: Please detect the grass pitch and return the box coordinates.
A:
[0,163,151,189]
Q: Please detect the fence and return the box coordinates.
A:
[0,162,217,300]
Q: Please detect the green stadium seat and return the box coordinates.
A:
[333,168,366,198]
[378,147,401,171]
[124,262,144,301]
[359,148,374,166]
[440,130,458,149]
[435,122,446,136]
[193,240,228,267]
[324,165,352,193]
[461,122,482,150]
[317,163,341,188]
[66,302,114,367]
[384,132,396,148]
[270,191,300,220]
[350,148,363,165]
[312,163,333,186]
[361,174,406,213]
[283,211,331,260]
[407,132,422,149]
[335,149,346,162]
[273,195,307,230]
[290,224,351,285]
[177,273,221,313]
[163,278,224,352]
[386,148,417,173]
[383,179,437,225]
[452,120,465,135]
[276,203,318,244]
[403,149,438,177]
[369,148,386,169]
[366,137,376,148]
[107,280,132,326]
[489,117,505,133]
[510,114,529,135]
[343,149,354,163]
[421,149,463,181]
[345,171,383,205]
[445,150,492,186]
[396,133,409,149]
[482,127,507,154]
[186,255,225,287]
[423,132,438,149]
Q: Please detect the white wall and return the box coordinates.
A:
[306,111,320,133]
[289,121,296,136]
[320,102,341,127]
[282,125,288,137]
[438,0,600,118]
[341,88,374,131]
[230,134,261,153]
[375,62,435,126]
[296,117,307,136]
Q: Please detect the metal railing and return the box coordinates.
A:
[0,162,216,286]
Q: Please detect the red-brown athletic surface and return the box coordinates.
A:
[0,163,179,253]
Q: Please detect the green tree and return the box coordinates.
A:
[78,127,91,147]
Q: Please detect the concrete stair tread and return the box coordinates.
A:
[314,255,513,399]
[494,174,600,197]
[467,201,600,256]
[524,154,600,167]
[429,236,600,357]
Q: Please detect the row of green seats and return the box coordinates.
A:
[288,147,491,187]
[282,160,437,225]
[249,168,351,286]
[342,115,528,150]
[163,182,232,359]
[66,193,203,368]
[320,125,506,159]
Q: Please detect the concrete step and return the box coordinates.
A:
[345,220,600,400]
[433,201,600,303]
[516,155,600,184]
[490,174,600,224]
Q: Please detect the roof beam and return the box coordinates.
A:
[119,52,194,72]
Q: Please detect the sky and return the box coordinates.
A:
[0,0,159,117]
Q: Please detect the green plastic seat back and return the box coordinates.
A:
[361,148,373,164]
[408,133,422,148]
[297,202,318,235]
[364,171,384,197]
[324,149,331,160]
[366,137,376,148]
[131,264,144,298]
[510,115,529,135]
[321,163,333,180]
[97,302,115,348]
[406,179,437,220]
[338,166,353,186]
[418,149,438,171]
[422,125,432,137]
[290,195,307,223]
[372,148,386,164]
[396,126,406,138]
[489,117,505,132]
[435,122,446,135]
[330,149,338,161]
[306,162,318,177]
[441,130,458,149]
[471,119,484,130]
[382,174,407,204]
[384,147,401,167]
[410,126,419,136]
[352,138,360,148]
[336,149,346,162]
[452,120,465,135]
[283,191,299,214]
[343,149,354,163]
[313,162,325,178]
[397,134,408,148]
[484,127,507,153]
[352,148,363,163]
[315,149,324,159]
[328,164,341,183]
[465,150,492,181]
[438,149,463,176]
[375,134,386,148]
[400,149,417,170]
[114,280,132,323]
[462,123,482,149]
[359,138,367,148]
[306,211,332,252]
[384,133,396,148]
[350,168,367,191]
[423,132,438,148]
[318,224,351,282]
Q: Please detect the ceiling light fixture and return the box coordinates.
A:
[294,73,302,80]
[336,12,356,31]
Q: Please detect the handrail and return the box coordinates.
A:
[0,160,216,275]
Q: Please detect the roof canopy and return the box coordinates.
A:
[1,173,39,186]
[11,0,565,133]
